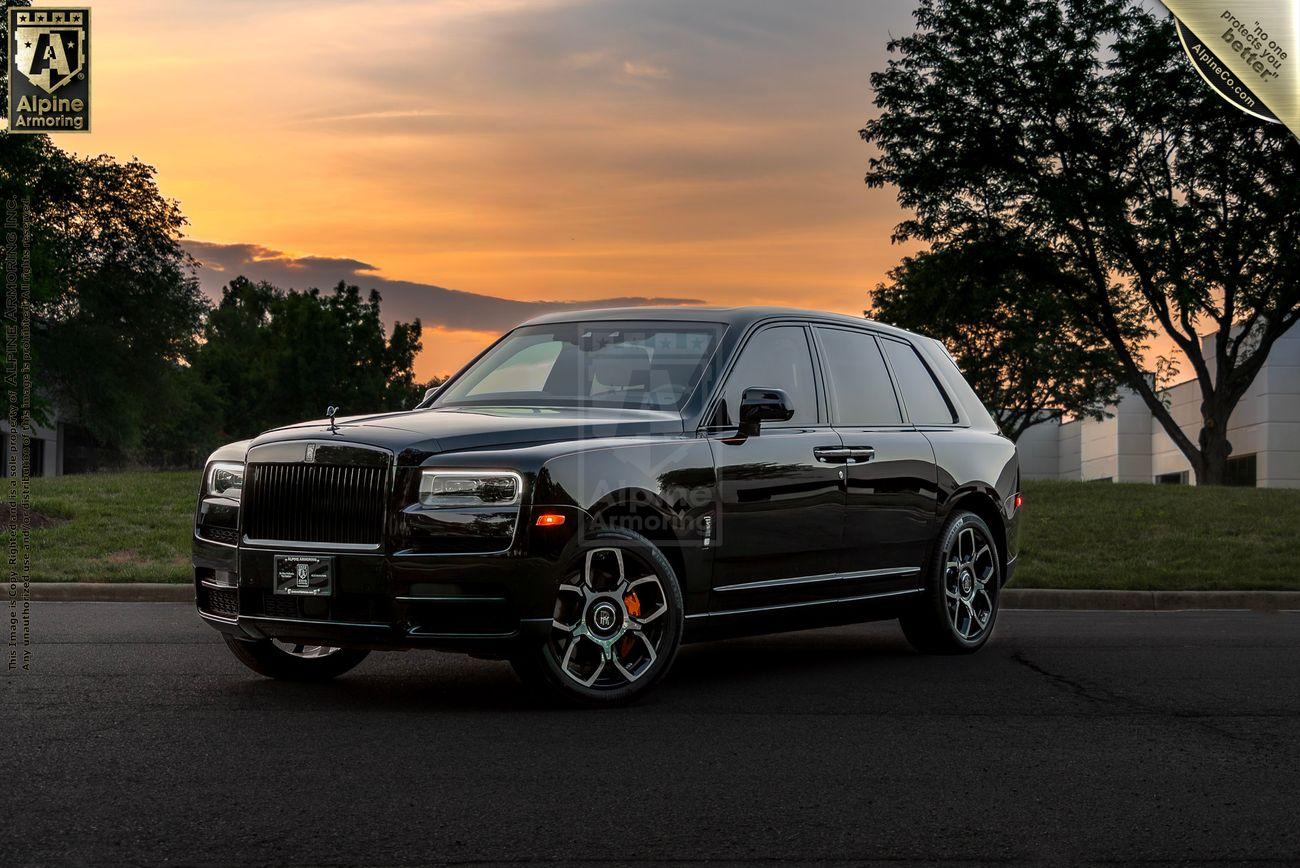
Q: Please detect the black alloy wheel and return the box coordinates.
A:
[512,527,684,705]
[900,510,1001,654]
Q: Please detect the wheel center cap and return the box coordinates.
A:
[590,601,619,635]
[960,571,973,596]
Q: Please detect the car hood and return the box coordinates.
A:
[247,405,685,460]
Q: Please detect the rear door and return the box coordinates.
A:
[813,326,939,588]
[706,324,847,612]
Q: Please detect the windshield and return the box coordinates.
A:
[435,321,724,410]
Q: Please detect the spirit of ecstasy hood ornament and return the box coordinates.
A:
[326,405,339,433]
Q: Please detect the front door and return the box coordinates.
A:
[706,324,846,612]
[813,327,939,591]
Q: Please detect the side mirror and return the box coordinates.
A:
[738,387,795,436]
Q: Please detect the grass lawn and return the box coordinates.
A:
[21,471,201,583]
[13,471,1300,589]
[1015,479,1300,590]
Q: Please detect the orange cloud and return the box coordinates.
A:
[69,0,923,372]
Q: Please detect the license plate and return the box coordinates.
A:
[274,555,334,596]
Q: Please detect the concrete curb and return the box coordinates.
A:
[26,583,194,603]
[19,584,1300,611]
[1001,588,1300,612]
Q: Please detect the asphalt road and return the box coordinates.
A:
[2,604,1299,867]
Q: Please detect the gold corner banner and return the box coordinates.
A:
[1164,0,1299,136]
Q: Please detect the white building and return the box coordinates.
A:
[1017,322,1300,487]
[0,418,63,477]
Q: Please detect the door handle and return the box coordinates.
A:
[845,446,876,462]
[812,446,852,463]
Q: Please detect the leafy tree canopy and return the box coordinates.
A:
[871,222,1123,439]
[193,277,429,442]
[1,132,208,460]
[862,0,1300,483]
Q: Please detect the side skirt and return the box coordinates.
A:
[682,587,922,644]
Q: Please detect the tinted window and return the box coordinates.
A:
[881,338,957,424]
[815,328,902,426]
[716,326,817,426]
[1225,453,1257,487]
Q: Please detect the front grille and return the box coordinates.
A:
[242,463,387,546]
[199,586,239,617]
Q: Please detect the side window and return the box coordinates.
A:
[814,328,903,426]
[715,326,817,426]
[880,338,958,425]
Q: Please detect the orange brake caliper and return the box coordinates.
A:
[619,592,642,656]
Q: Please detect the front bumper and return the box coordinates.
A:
[193,504,589,655]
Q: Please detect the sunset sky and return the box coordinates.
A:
[71,0,921,378]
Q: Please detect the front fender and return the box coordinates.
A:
[534,438,718,607]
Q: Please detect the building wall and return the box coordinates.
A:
[1058,420,1081,479]
[1014,420,1058,479]
[1256,325,1300,487]
[1078,389,1152,482]
[1017,321,1300,488]
[0,420,61,476]
[1149,377,1201,482]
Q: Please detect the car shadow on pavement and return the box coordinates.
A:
[217,622,921,713]
[669,625,917,689]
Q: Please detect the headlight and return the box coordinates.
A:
[207,462,245,501]
[418,470,521,508]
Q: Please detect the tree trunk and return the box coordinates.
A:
[1193,410,1233,486]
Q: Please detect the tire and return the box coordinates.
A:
[511,527,685,706]
[222,634,370,682]
[900,510,1001,654]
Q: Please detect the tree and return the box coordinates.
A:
[861,0,1300,483]
[193,278,428,441]
[871,223,1123,439]
[0,134,209,460]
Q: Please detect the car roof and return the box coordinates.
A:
[518,305,921,342]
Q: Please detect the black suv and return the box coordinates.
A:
[194,307,1021,704]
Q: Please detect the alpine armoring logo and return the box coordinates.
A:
[1175,15,1281,124]
[7,7,90,133]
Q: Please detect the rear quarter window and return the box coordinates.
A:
[880,338,958,425]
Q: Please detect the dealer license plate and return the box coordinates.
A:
[273,555,334,597]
